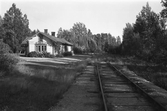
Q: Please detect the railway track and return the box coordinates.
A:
[95,62,167,111]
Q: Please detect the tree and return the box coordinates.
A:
[57,28,73,42]
[116,36,121,46]
[2,3,31,53]
[71,22,89,51]
[133,2,162,60]
[122,23,134,55]
[161,0,167,18]
[87,29,97,52]
[93,34,102,52]
[57,27,63,38]
[0,16,5,39]
[0,40,12,53]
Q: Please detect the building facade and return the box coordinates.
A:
[21,30,73,56]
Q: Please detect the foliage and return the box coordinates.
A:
[27,51,55,58]
[0,40,12,53]
[121,23,141,55]
[57,23,99,53]
[71,22,89,51]
[121,2,167,64]
[56,54,63,57]
[0,54,18,74]
[161,0,167,18]
[62,51,73,56]
[0,3,31,53]
[57,28,73,43]
[0,39,17,76]
[92,33,120,53]
[57,22,122,54]
[73,47,83,54]
[42,52,55,58]
[28,51,38,57]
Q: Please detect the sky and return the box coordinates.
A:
[0,0,163,37]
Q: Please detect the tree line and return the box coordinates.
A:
[120,1,167,65]
[57,23,121,54]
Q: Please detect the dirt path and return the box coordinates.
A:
[49,65,101,111]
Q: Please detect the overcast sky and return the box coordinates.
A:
[0,0,163,37]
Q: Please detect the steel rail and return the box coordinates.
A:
[110,64,167,111]
[95,63,108,111]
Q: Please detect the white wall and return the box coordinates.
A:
[28,35,39,52]
[28,34,54,54]
[67,46,72,52]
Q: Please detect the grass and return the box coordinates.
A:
[127,64,167,91]
[111,55,167,91]
[0,55,88,111]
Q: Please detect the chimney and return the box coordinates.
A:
[51,32,55,37]
[44,29,48,34]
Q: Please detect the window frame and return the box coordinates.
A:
[35,43,47,53]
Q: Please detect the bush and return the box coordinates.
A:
[0,40,12,54]
[43,52,55,58]
[27,51,55,58]
[73,47,83,54]
[63,52,72,56]
[28,51,38,57]
[56,54,63,57]
[0,54,18,73]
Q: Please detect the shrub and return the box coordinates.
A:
[0,40,12,54]
[27,51,55,58]
[56,54,63,57]
[0,54,18,74]
[63,51,72,56]
[27,51,38,57]
[43,52,55,58]
[73,47,83,54]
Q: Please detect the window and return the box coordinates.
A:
[35,44,47,52]
[39,45,41,52]
[42,46,43,51]
[44,45,46,52]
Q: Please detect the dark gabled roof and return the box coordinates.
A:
[21,32,73,46]
[39,32,73,46]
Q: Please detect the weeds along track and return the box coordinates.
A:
[95,62,167,111]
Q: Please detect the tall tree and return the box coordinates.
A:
[161,0,167,18]
[57,28,73,42]
[71,22,89,51]
[116,36,121,46]
[87,29,97,52]
[2,3,31,53]
[133,2,161,59]
[160,0,167,30]
[57,27,63,38]
[0,16,5,39]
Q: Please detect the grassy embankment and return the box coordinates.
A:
[0,54,89,111]
[127,59,167,90]
[111,55,167,91]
